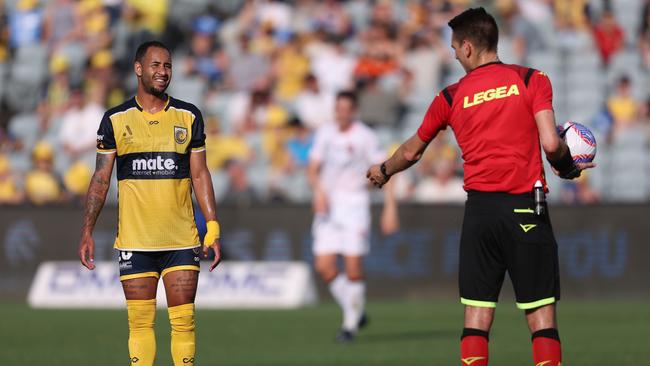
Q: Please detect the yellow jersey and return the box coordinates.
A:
[97,96,205,251]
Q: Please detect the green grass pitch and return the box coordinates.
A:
[0,300,648,365]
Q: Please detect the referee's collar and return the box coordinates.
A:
[470,61,503,73]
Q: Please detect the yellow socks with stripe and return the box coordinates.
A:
[168,303,196,366]
[126,299,157,366]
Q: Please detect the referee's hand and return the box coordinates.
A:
[367,164,388,188]
[551,162,596,179]
[203,240,222,272]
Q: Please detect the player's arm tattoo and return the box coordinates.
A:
[81,153,114,233]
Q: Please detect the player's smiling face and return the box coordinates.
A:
[136,46,172,97]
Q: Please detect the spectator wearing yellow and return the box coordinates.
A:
[607,76,639,134]
[273,37,310,101]
[64,160,92,201]
[204,117,252,171]
[0,154,24,204]
[25,141,64,205]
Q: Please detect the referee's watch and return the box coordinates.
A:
[380,162,392,182]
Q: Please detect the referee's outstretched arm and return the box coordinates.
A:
[367,133,428,188]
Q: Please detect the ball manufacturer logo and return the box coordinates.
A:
[175,126,188,144]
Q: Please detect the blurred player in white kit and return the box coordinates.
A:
[308,90,398,342]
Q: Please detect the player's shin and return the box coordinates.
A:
[461,328,489,366]
[168,303,196,366]
[532,328,562,366]
[344,279,366,332]
[126,299,157,366]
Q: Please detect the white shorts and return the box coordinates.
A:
[312,195,370,257]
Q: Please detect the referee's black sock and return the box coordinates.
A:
[460,328,489,366]
[532,328,561,366]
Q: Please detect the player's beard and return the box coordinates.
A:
[144,75,169,98]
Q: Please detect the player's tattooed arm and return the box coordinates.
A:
[82,153,115,232]
[79,152,115,270]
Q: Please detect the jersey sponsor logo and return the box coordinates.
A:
[132,156,178,173]
[462,356,486,365]
[175,126,188,144]
[519,223,537,233]
[117,152,190,180]
[463,84,520,108]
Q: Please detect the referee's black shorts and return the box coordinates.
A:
[459,191,560,310]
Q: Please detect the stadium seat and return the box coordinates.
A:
[210,170,230,202]
[167,76,206,111]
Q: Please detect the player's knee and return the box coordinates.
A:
[127,299,156,330]
[314,262,337,281]
[345,272,364,282]
[168,303,195,333]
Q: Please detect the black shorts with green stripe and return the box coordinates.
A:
[459,191,560,310]
[117,247,201,281]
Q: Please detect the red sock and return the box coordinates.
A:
[532,329,562,366]
[461,328,489,366]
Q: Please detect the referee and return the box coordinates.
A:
[367,8,594,366]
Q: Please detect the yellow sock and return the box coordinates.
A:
[168,303,196,366]
[126,299,157,366]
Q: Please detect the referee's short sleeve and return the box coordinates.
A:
[529,71,554,114]
[417,94,450,143]
[190,108,206,151]
[96,112,116,153]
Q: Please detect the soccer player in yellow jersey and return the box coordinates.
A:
[77,41,222,366]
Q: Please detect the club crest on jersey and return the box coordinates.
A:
[174,126,188,144]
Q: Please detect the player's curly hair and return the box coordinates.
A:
[134,41,171,64]
[448,7,499,52]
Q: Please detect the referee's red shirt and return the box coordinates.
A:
[417,62,554,194]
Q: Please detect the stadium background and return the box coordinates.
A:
[0,0,649,365]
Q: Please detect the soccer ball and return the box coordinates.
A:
[557,121,597,163]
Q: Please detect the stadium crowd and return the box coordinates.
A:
[0,0,649,206]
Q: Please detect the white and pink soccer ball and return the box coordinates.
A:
[557,121,597,163]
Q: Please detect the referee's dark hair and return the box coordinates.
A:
[336,90,358,107]
[134,41,171,64]
[448,7,499,52]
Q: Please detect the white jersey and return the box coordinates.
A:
[309,121,384,199]
[309,120,384,256]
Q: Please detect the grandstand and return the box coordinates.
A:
[0,0,649,206]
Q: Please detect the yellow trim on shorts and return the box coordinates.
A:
[120,271,160,281]
[461,298,497,308]
[161,265,200,278]
[516,297,556,310]
[514,208,534,213]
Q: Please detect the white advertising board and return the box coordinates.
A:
[28,261,318,309]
